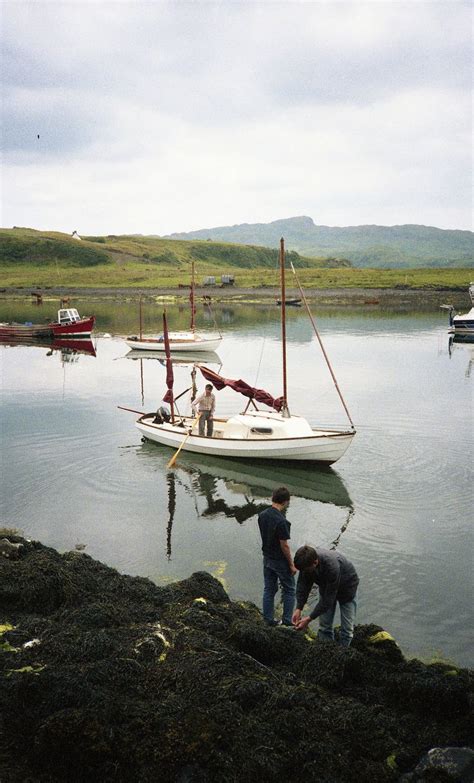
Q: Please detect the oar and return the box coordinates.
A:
[167,413,200,469]
[117,405,145,415]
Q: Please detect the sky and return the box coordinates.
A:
[2,0,473,235]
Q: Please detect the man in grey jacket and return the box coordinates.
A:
[292,544,359,647]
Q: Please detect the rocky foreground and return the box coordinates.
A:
[0,537,472,782]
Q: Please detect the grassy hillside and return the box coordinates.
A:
[0,228,471,289]
[166,216,474,268]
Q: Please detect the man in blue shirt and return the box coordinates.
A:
[257,487,296,627]
[292,544,359,646]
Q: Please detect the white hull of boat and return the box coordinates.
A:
[125,332,222,352]
[136,412,355,464]
[448,307,474,334]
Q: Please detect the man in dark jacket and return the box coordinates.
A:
[257,487,296,627]
[292,545,359,646]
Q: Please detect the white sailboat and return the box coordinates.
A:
[125,261,222,352]
[134,238,356,465]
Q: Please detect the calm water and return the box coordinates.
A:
[1,300,472,666]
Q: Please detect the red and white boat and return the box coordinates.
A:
[0,308,95,339]
[49,308,95,337]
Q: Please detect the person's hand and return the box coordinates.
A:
[295,616,311,632]
[290,564,297,575]
[292,609,302,625]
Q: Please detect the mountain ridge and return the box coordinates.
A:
[165,216,474,268]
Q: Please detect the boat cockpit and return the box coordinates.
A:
[58,308,82,325]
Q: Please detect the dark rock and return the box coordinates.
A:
[400,746,474,782]
[0,538,472,783]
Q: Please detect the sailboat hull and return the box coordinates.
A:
[136,415,355,464]
[125,333,222,352]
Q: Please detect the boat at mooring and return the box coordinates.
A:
[0,308,95,339]
[441,283,474,334]
[131,238,356,465]
[125,262,222,352]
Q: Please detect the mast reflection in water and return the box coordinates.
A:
[140,442,354,558]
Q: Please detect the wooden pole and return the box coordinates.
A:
[139,295,143,340]
[167,413,201,468]
[280,237,289,416]
[190,260,196,332]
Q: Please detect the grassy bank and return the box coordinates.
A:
[1,228,471,290]
[1,262,472,291]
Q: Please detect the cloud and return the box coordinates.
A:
[2,1,472,233]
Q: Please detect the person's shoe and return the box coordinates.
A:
[278,621,296,630]
[264,619,281,627]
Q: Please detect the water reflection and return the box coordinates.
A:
[0,336,96,361]
[125,349,222,366]
[448,334,474,377]
[139,441,353,557]
[166,471,176,561]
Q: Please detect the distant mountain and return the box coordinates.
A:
[166,216,474,268]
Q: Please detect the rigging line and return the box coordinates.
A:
[254,332,266,388]
[330,508,355,550]
[206,301,222,338]
[290,262,355,430]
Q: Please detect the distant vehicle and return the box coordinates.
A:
[203,276,216,286]
[221,275,235,286]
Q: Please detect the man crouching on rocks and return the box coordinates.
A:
[292,545,359,647]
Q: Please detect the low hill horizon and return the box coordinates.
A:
[165,215,474,269]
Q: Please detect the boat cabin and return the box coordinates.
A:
[57,308,82,325]
[214,412,315,440]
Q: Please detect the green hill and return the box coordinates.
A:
[1,227,471,290]
[0,227,350,288]
[166,216,474,268]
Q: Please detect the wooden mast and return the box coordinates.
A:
[139,294,143,340]
[190,260,195,333]
[280,237,289,417]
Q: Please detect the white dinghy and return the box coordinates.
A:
[125,261,222,352]
[133,238,356,465]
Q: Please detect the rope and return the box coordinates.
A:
[206,301,222,338]
[254,333,266,388]
[290,262,355,430]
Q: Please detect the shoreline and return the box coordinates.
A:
[0,285,468,307]
[1,535,472,782]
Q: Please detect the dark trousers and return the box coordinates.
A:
[199,410,213,437]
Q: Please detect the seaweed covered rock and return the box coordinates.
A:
[0,538,472,783]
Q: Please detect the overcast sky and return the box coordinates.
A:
[2,0,472,235]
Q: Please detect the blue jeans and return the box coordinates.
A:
[262,556,295,625]
[317,595,357,647]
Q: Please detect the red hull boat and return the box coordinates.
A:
[0,308,95,339]
[50,314,95,336]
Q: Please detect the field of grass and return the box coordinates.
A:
[1,263,471,290]
[0,228,471,289]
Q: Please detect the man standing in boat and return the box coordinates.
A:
[292,545,359,646]
[192,383,216,437]
[258,487,296,627]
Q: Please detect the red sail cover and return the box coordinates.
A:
[199,366,284,412]
[162,312,174,403]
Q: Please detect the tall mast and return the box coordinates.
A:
[190,260,195,332]
[280,237,289,417]
[139,294,143,340]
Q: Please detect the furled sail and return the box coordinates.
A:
[162,312,174,404]
[199,365,284,412]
